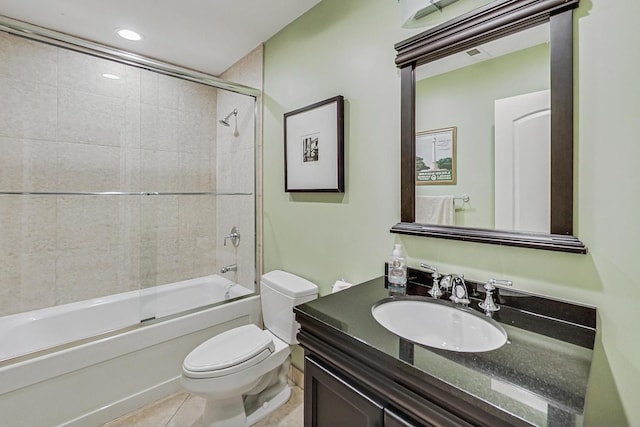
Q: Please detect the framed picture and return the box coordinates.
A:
[415,127,457,185]
[284,96,344,192]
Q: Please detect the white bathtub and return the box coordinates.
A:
[0,274,260,426]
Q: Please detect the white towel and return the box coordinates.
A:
[331,280,353,293]
[416,196,455,225]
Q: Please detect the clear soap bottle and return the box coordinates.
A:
[388,244,407,295]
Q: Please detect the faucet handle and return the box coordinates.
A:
[419,263,440,277]
[223,226,240,247]
[485,278,513,291]
[479,278,512,313]
[419,263,443,299]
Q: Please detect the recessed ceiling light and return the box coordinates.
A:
[102,73,120,80]
[116,28,142,41]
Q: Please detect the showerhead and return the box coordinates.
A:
[219,108,239,137]
[219,108,237,127]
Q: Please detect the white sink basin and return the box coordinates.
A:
[372,297,507,352]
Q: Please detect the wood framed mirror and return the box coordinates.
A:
[392,0,587,254]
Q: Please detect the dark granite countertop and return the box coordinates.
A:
[295,274,596,426]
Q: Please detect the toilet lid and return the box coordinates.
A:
[183,324,275,378]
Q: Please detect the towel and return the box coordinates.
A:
[415,196,455,225]
[331,280,353,293]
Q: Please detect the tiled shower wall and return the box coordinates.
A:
[0,31,257,316]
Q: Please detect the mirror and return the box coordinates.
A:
[393,0,587,253]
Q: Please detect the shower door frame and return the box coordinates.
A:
[0,14,264,302]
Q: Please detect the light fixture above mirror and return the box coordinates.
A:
[392,0,587,254]
[398,0,495,28]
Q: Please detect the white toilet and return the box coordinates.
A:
[181,270,318,427]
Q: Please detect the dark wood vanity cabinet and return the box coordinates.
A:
[304,355,385,427]
[302,346,475,427]
[304,355,435,427]
[295,277,595,427]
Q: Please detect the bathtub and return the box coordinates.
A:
[0,274,260,427]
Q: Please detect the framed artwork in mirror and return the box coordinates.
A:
[416,127,457,185]
[284,95,344,192]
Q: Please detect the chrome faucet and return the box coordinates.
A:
[420,263,443,299]
[220,264,237,274]
[224,226,240,247]
[479,278,513,313]
[445,274,469,305]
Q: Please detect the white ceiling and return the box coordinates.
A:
[0,0,322,76]
[416,23,550,81]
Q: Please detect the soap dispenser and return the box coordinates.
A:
[388,244,407,295]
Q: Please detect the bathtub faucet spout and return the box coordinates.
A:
[220,264,237,274]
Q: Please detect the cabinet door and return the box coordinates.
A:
[305,356,384,427]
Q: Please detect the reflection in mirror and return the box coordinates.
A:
[393,0,586,253]
[415,23,550,233]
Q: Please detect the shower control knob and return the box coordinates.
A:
[224,226,241,247]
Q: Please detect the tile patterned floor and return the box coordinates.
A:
[102,382,303,427]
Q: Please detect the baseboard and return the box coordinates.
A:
[62,376,182,426]
[288,364,304,389]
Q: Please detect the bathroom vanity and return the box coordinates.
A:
[294,270,595,426]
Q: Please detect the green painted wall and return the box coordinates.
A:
[264,0,638,424]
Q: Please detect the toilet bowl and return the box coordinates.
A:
[181,270,318,427]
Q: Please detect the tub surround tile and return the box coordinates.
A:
[139,237,181,287]
[140,196,180,240]
[179,152,214,193]
[140,70,160,106]
[124,100,143,149]
[209,154,217,192]
[57,88,127,147]
[177,79,217,114]
[56,196,121,250]
[0,77,57,141]
[140,149,181,193]
[178,237,217,278]
[140,104,180,152]
[179,196,216,238]
[0,197,57,256]
[217,147,255,194]
[16,252,57,312]
[55,246,126,304]
[0,255,21,316]
[178,109,216,155]
[57,142,122,192]
[0,32,58,86]
[57,48,141,102]
[0,137,59,192]
[156,73,182,110]
[120,147,143,192]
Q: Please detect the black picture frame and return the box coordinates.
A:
[284,95,344,192]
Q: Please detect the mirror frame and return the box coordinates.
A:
[392,0,587,254]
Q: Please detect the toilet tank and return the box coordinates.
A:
[261,270,318,344]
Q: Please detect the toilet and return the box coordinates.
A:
[181,270,318,427]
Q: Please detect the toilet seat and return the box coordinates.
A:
[183,324,275,379]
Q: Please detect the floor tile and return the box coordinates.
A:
[103,392,189,427]
[102,384,303,427]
